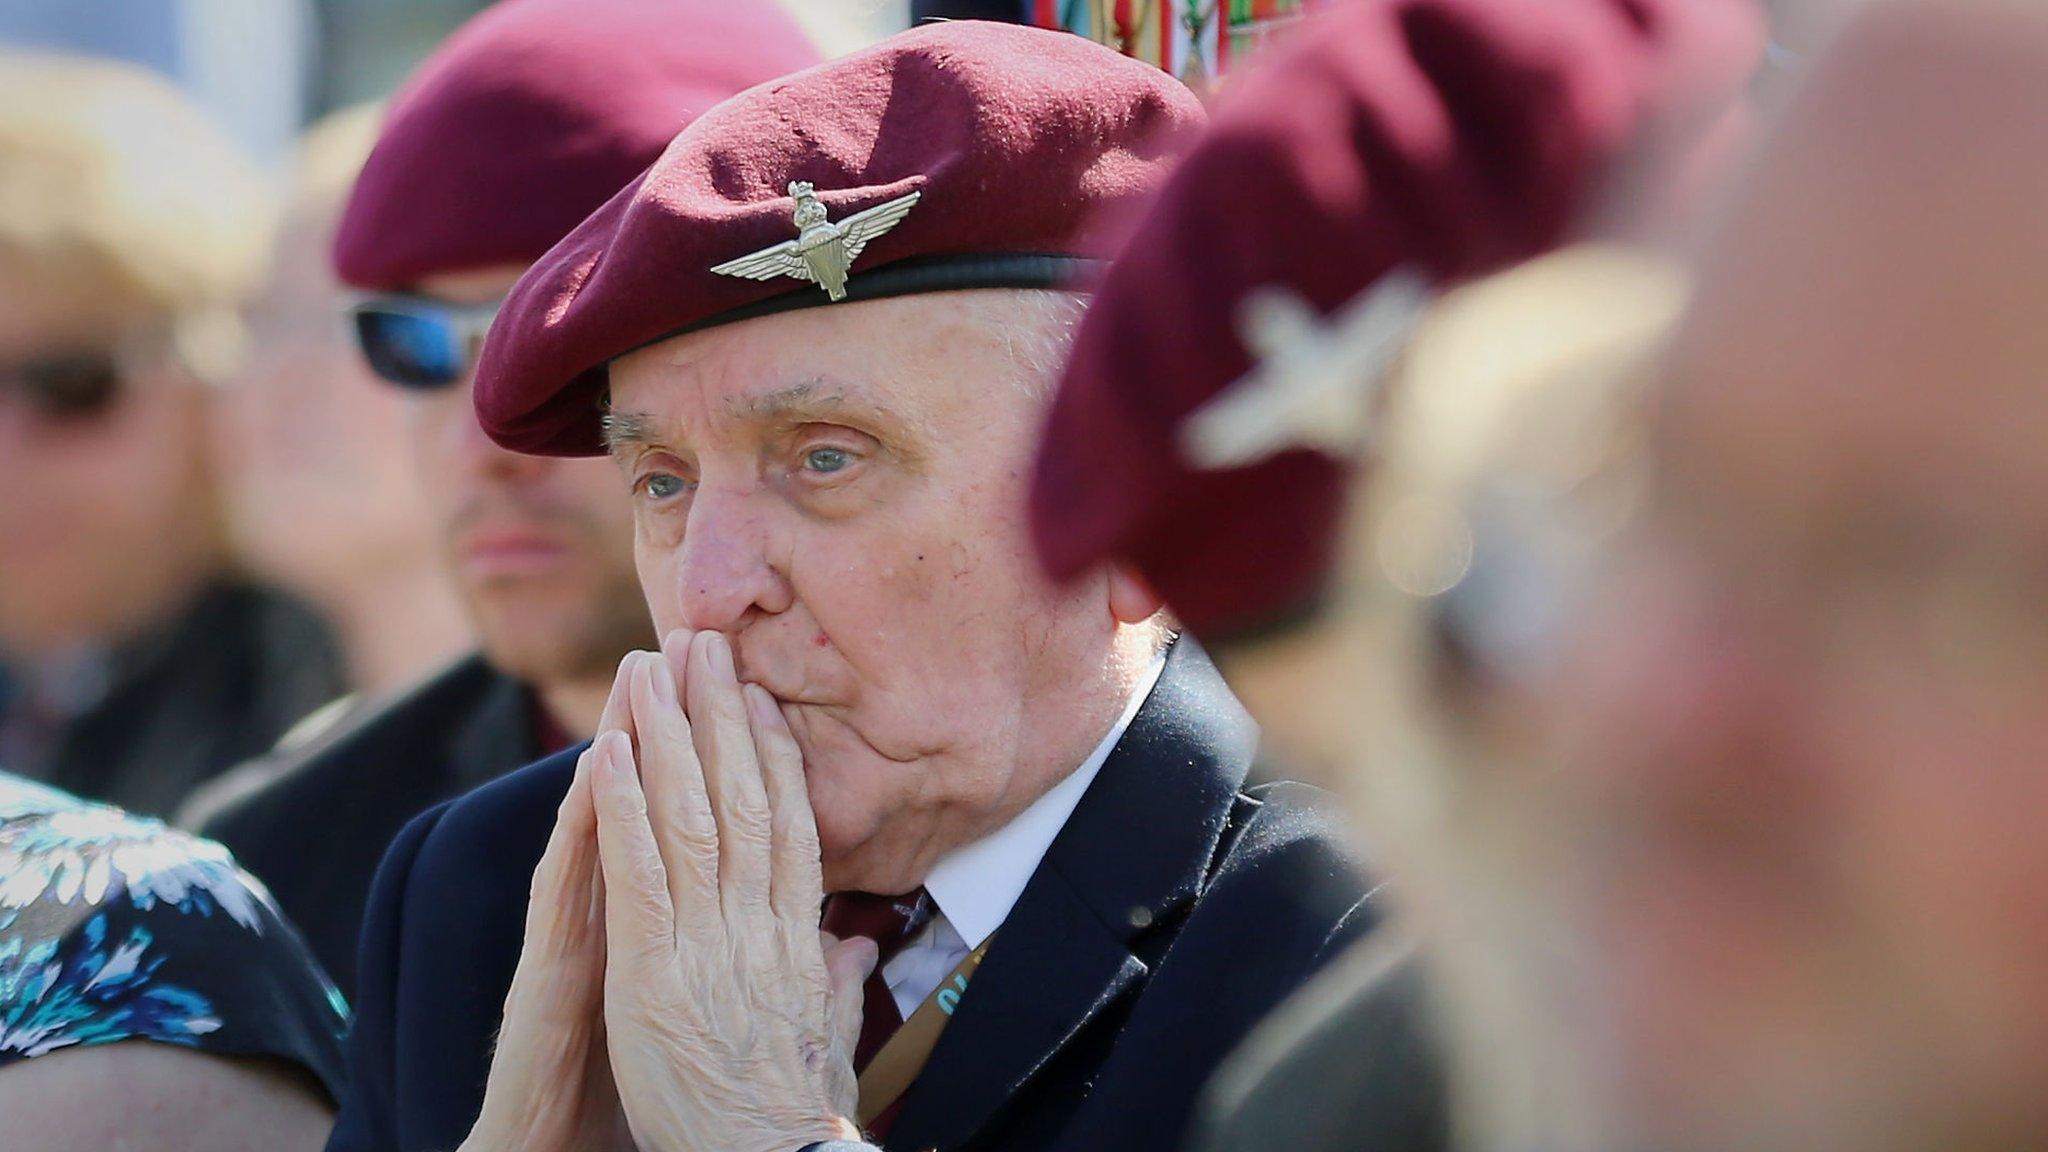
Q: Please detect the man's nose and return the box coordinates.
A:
[669,486,793,633]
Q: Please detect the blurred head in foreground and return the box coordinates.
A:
[1345,4,2048,1150]
[0,51,270,660]
[1541,4,2048,1149]
[215,105,470,698]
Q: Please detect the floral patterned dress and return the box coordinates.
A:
[0,773,348,1101]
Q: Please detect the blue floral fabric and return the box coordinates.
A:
[0,773,348,1100]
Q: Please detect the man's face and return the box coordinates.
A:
[606,291,1137,894]
[1540,104,2048,1150]
[0,263,220,657]
[403,267,650,688]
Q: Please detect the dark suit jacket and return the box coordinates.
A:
[325,641,1383,1152]
[200,655,540,1001]
[1191,937,1450,1152]
[0,581,345,820]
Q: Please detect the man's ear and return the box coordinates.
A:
[1107,564,1165,625]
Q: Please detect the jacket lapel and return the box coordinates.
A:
[886,640,1256,1150]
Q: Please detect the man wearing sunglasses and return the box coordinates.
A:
[195,0,822,1000]
[0,52,347,820]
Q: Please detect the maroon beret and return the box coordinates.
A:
[1028,0,1763,640]
[474,20,1204,457]
[332,0,821,289]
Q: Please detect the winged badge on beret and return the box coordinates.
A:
[710,181,922,302]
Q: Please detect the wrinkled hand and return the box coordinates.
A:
[595,631,877,1152]
[458,673,639,1152]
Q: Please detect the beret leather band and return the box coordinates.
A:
[622,252,1103,356]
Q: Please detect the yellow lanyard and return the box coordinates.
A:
[855,936,995,1126]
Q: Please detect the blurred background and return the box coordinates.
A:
[0,0,911,160]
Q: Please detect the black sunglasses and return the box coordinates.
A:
[0,352,124,421]
[345,295,500,390]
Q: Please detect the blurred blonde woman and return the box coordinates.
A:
[0,51,344,818]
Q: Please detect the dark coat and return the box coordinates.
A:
[325,641,1384,1152]
[1190,937,1451,1152]
[0,581,345,820]
[200,655,540,1001]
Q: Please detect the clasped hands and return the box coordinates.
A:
[460,631,876,1152]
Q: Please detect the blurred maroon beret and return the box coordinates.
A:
[332,0,821,289]
[474,20,1203,457]
[1030,0,1762,640]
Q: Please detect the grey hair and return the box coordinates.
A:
[982,289,1089,403]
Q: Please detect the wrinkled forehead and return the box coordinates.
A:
[604,291,1046,443]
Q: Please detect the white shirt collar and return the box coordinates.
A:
[919,656,1166,948]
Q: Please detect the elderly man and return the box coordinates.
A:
[197,0,820,999]
[327,22,1378,1152]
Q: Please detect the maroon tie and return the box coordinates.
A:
[821,889,933,1142]
[819,888,933,1071]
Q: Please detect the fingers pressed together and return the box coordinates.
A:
[581,631,870,1145]
[587,631,815,963]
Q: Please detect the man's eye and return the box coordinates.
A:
[640,473,689,500]
[804,446,854,474]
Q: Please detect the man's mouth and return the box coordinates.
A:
[730,650,839,710]
[746,680,825,707]
[455,525,571,578]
